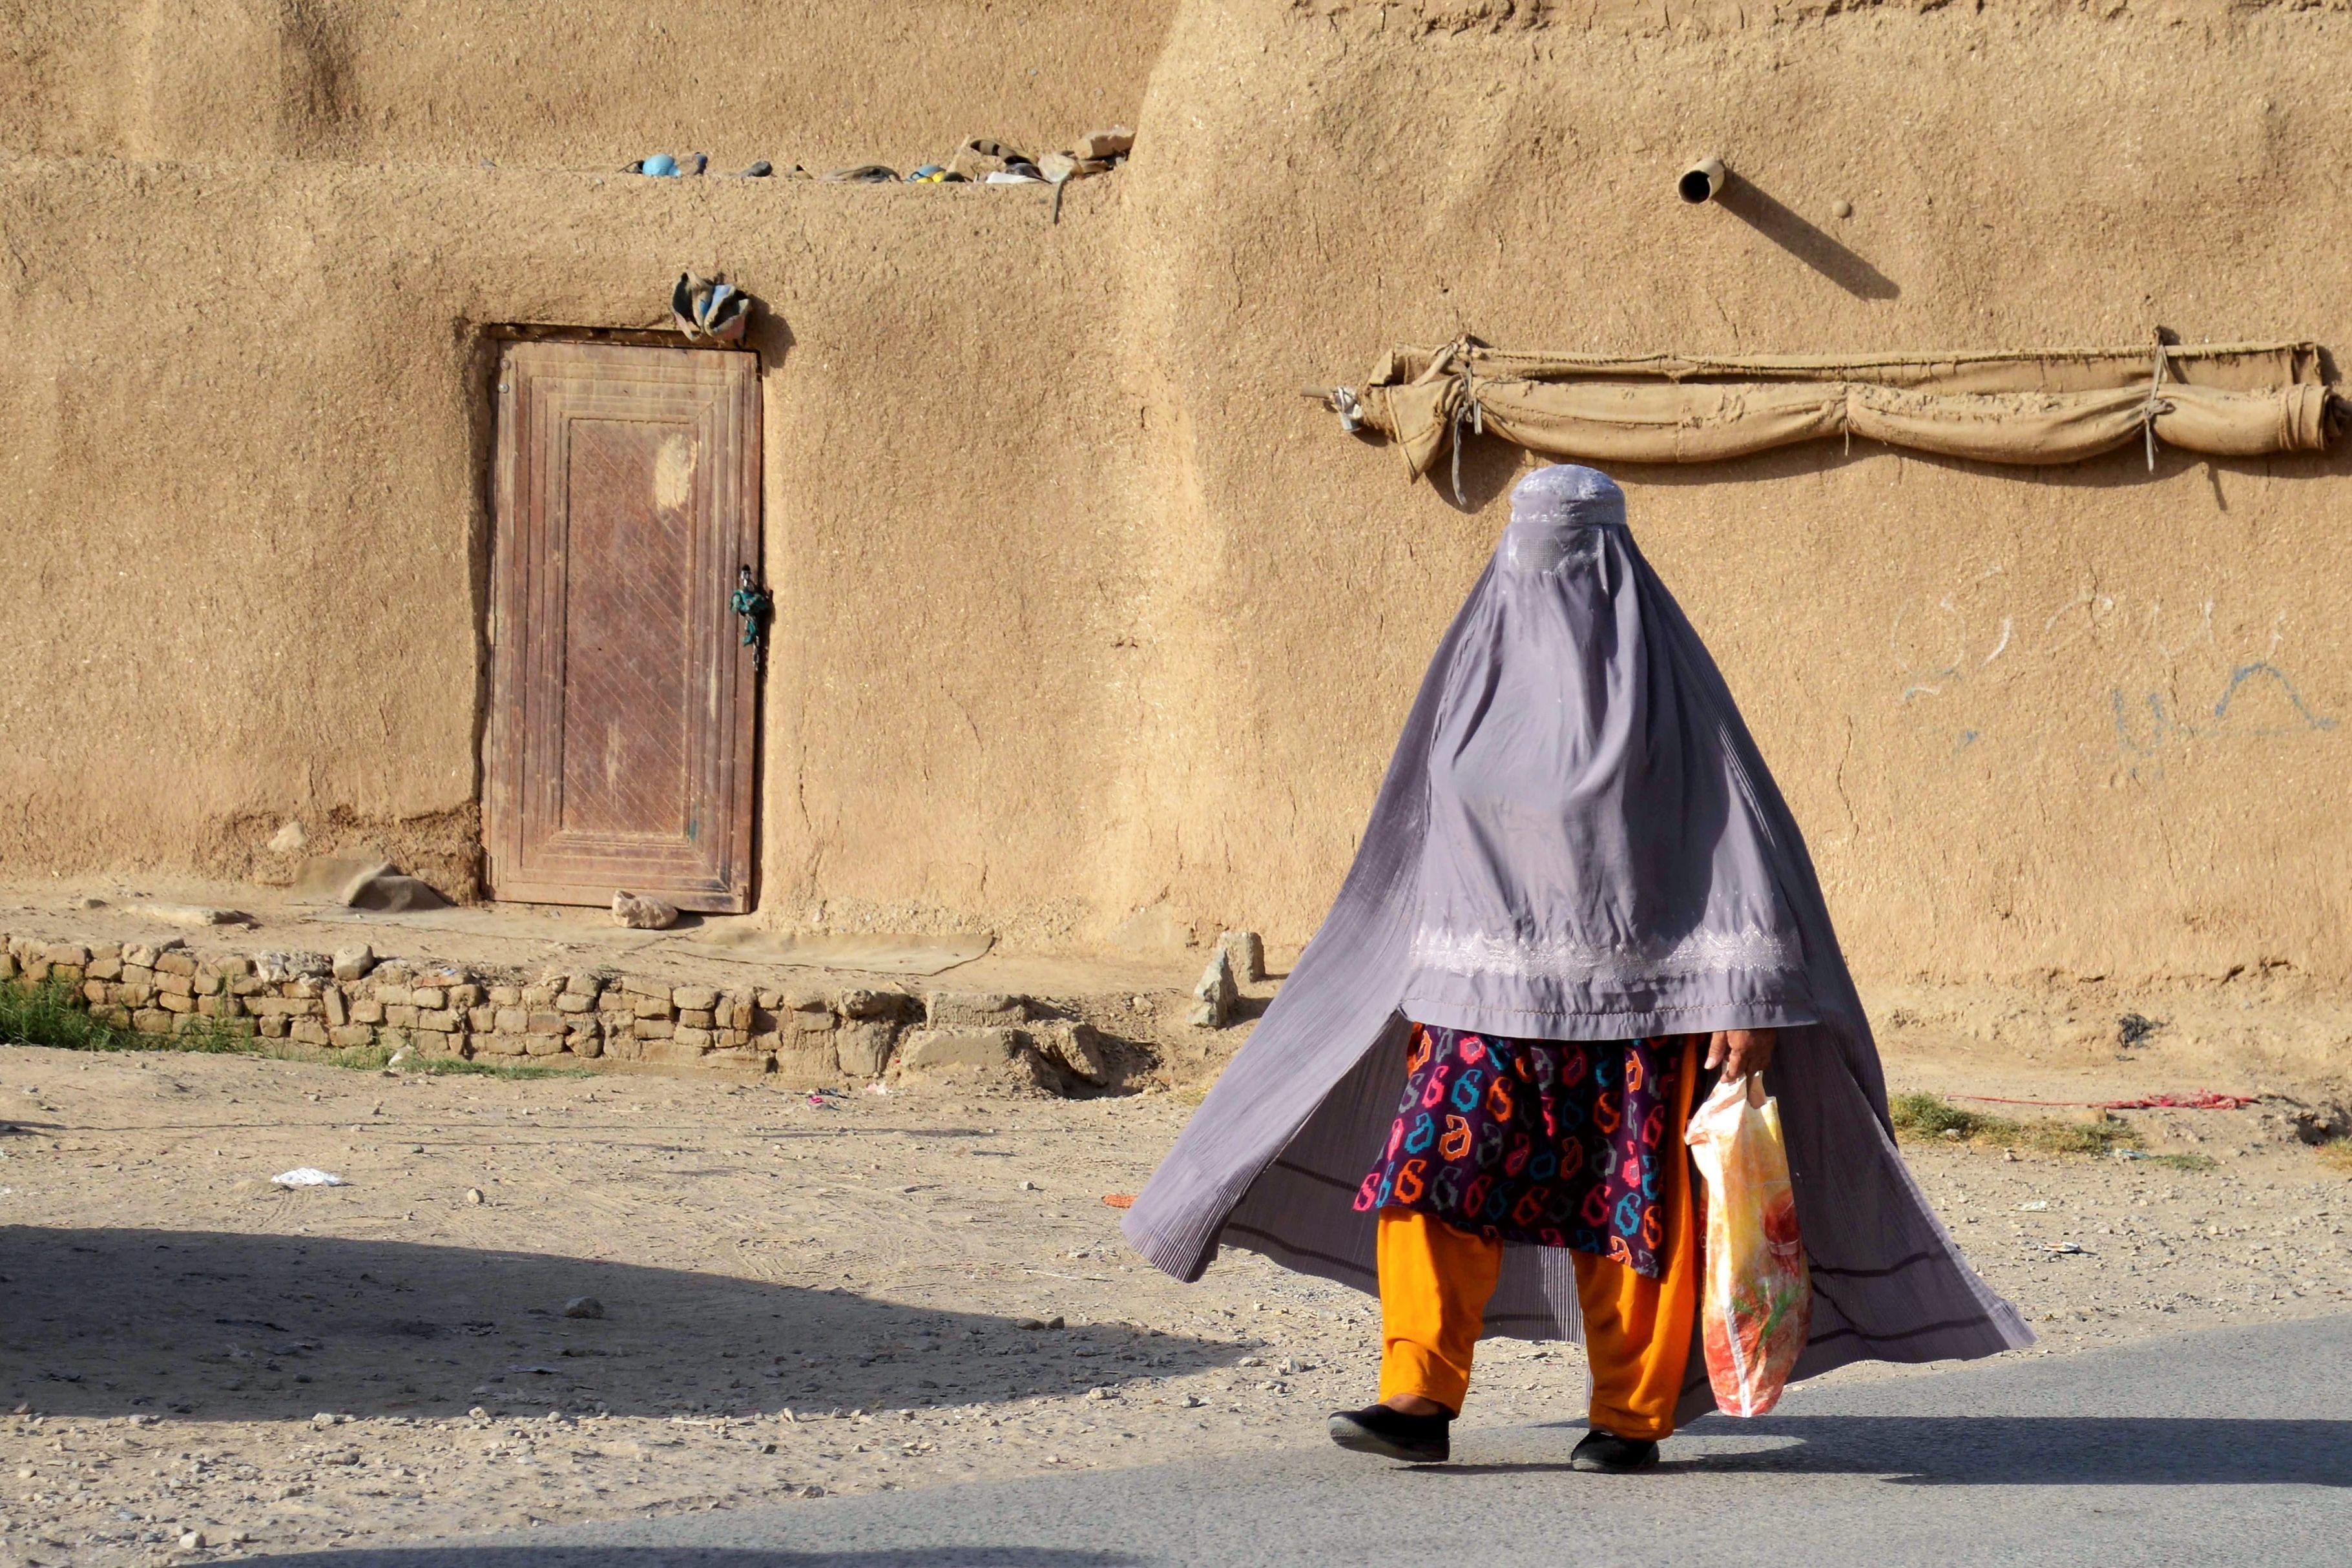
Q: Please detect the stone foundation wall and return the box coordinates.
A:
[0,931,1107,1088]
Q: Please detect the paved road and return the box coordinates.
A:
[254,1314,2352,1567]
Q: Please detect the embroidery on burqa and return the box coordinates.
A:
[1355,1022,1679,1277]
[1409,924,1800,985]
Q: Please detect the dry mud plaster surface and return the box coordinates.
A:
[2,1046,2347,1565]
[5,1,2351,982]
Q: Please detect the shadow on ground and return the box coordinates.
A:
[1443,1414,2352,1487]
[0,1228,1233,1423]
[238,1552,1136,1567]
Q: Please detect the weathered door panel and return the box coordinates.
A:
[486,342,760,911]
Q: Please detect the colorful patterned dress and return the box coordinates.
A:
[1354,1021,1689,1279]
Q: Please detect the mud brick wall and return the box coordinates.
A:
[12,4,2352,991]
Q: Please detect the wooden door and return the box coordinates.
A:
[485,341,761,911]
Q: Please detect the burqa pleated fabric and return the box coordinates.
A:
[1123,465,2031,1423]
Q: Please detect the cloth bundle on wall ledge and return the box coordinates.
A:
[1329,339,2342,494]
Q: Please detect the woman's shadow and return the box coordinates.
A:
[1439,1414,2352,1487]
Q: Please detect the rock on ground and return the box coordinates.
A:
[611,891,679,929]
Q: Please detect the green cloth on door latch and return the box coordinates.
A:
[731,566,773,669]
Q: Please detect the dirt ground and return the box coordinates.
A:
[2,1026,2348,1567]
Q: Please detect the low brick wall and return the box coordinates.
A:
[0,932,919,1080]
[0,931,1128,1088]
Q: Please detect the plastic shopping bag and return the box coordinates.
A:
[1685,1072,1811,1416]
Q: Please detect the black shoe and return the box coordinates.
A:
[1570,1428,1660,1472]
[1327,1403,1451,1463]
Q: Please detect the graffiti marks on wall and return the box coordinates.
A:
[1884,568,2338,782]
[2115,662,2339,767]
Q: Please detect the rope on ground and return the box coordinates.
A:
[1946,1090,2259,1111]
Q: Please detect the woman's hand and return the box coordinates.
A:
[1705,1027,1777,1082]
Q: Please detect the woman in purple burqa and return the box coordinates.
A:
[1123,464,2029,1468]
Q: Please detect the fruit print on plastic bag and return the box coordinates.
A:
[1685,1072,1812,1416]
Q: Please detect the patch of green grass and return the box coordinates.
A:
[411,1057,586,1080]
[0,976,129,1051]
[0,978,583,1078]
[2317,1139,2352,1176]
[1890,1091,2141,1157]
[2021,1118,2142,1157]
[2133,1152,2220,1173]
[1890,1091,2019,1142]
[0,978,250,1055]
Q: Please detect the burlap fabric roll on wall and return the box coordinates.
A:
[1351,340,2340,473]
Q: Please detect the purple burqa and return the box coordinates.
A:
[1123,464,2030,1420]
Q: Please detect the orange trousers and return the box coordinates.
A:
[1375,1038,1701,1441]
